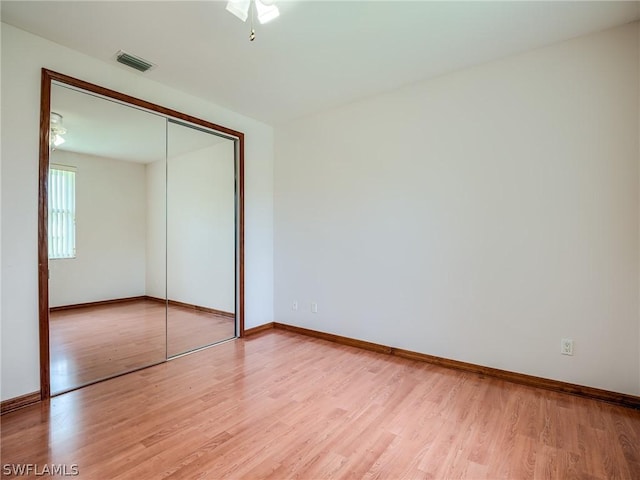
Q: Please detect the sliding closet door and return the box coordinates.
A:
[48,83,167,394]
[166,120,236,357]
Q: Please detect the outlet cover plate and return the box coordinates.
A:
[561,338,574,356]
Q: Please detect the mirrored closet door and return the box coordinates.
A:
[166,121,237,357]
[48,83,167,395]
[40,70,244,398]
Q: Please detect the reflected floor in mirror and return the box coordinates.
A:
[50,299,235,394]
[167,303,235,358]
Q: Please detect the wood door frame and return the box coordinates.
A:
[38,68,245,399]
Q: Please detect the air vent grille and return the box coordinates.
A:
[115,50,155,73]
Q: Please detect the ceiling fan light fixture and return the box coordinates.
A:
[226,0,251,22]
[50,112,67,148]
[53,135,66,147]
[255,0,279,24]
[226,0,279,40]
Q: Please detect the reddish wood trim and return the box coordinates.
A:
[1,392,41,415]
[39,70,52,400]
[273,323,640,410]
[167,300,236,319]
[44,69,244,139]
[144,296,234,319]
[167,300,234,319]
[238,135,245,338]
[39,68,245,396]
[244,322,275,337]
[50,296,149,312]
[144,296,167,304]
[391,348,640,410]
[274,323,392,355]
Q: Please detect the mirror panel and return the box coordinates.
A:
[40,69,244,399]
[48,83,167,394]
[166,120,236,357]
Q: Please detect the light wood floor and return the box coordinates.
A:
[166,303,235,358]
[3,330,639,479]
[50,299,235,394]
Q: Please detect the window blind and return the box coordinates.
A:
[48,165,76,259]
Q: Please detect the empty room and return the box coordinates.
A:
[1,1,640,479]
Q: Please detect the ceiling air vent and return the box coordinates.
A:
[115,50,155,73]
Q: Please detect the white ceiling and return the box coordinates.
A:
[2,1,639,124]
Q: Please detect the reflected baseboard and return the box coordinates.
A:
[50,296,148,312]
[1,391,41,415]
[50,297,234,319]
[145,296,234,319]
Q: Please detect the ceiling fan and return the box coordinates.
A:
[226,0,280,41]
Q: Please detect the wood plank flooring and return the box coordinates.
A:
[166,303,235,357]
[50,299,235,394]
[2,330,639,479]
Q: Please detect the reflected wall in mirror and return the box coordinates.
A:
[39,69,245,399]
[166,121,236,357]
[48,83,167,395]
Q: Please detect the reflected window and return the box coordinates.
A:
[48,164,76,259]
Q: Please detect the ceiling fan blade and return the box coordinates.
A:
[255,0,279,24]
[226,0,251,22]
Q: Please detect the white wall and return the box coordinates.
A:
[167,141,236,312]
[49,143,235,311]
[145,159,166,301]
[0,23,274,401]
[48,150,147,307]
[275,23,640,395]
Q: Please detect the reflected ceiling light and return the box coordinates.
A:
[50,112,66,148]
[226,0,279,41]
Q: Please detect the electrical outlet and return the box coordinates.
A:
[561,338,574,356]
[311,302,318,313]
[292,301,298,311]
